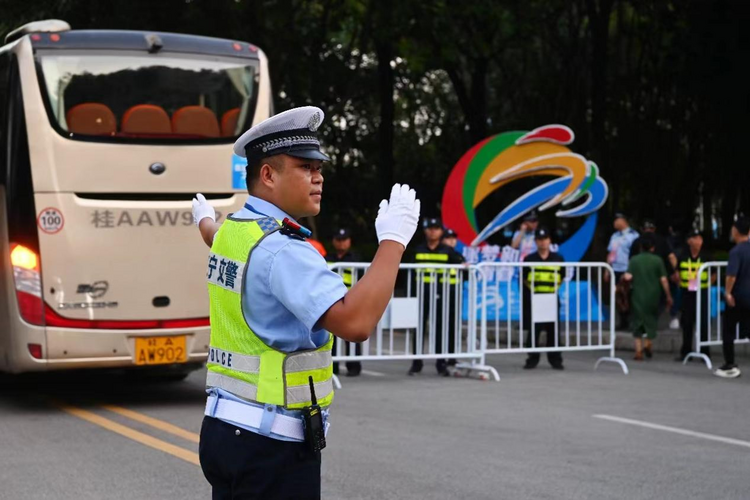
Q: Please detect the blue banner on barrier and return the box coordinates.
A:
[462,280,606,322]
[708,286,725,318]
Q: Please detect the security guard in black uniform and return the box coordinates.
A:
[669,228,712,361]
[522,228,565,370]
[327,228,363,376]
[408,217,465,376]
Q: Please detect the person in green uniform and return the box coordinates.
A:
[623,234,673,360]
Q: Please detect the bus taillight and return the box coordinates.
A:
[10,244,38,270]
[10,244,44,326]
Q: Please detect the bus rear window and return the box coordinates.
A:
[36,51,259,141]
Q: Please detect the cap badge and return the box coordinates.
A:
[307,112,321,131]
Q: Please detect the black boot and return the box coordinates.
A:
[408,360,423,376]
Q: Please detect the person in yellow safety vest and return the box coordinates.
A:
[191,106,421,500]
[407,217,465,376]
[668,228,713,361]
[327,228,363,376]
[522,228,565,370]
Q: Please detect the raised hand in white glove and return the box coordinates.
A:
[375,183,421,248]
[192,193,216,226]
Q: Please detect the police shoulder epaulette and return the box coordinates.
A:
[280,217,312,240]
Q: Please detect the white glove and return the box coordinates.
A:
[375,183,421,248]
[192,193,215,226]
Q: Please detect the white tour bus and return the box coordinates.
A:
[0,20,272,376]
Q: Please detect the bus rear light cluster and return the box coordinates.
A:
[10,243,210,330]
[10,244,44,326]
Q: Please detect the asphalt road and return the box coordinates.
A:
[1,352,748,500]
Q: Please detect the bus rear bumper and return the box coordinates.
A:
[12,326,210,373]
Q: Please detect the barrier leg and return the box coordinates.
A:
[594,356,629,374]
[332,374,342,390]
[683,352,712,370]
[454,361,501,381]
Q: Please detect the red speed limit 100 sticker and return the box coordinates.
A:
[37,207,65,234]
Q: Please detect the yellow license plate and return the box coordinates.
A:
[134,336,187,365]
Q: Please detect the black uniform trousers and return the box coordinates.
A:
[332,280,362,375]
[614,271,628,328]
[680,289,711,358]
[332,336,362,375]
[199,416,321,500]
[522,290,562,367]
[412,282,457,372]
[722,302,750,366]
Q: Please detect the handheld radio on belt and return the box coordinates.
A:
[303,376,326,452]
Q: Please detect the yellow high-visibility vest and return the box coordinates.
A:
[679,257,709,290]
[415,252,458,284]
[206,216,334,410]
[527,265,563,293]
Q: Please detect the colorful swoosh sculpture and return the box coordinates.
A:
[441,125,608,261]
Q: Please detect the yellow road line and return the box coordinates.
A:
[55,402,200,466]
[101,405,200,444]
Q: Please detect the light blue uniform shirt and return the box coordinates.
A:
[512,230,537,261]
[607,228,639,272]
[208,195,347,441]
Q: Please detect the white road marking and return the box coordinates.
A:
[360,370,386,377]
[593,414,750,449]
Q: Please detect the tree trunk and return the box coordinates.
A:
[586,0,614,178]
[376,39,395,193]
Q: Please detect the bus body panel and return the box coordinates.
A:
[35,192,245,320]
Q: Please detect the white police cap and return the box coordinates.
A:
[233,106,330,162]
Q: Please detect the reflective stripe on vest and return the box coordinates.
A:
[342,269,353,287]
[415,253,449,262]
[679,258,709,289]
[206,216,334,410]
[415,253,457,284]
[419,268,458,285]
[527,265,562,293]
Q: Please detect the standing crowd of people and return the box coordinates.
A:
[607,213,750,378]
[324,210,750,380]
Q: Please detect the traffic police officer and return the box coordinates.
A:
[669,228,712,361]
[522,228,565,370]
[327,228,363,376]
[191,106,421,499]
[408,217,464,376]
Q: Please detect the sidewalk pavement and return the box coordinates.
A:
[614,312,750,356]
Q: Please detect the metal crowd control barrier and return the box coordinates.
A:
[328,262,500,386]
[685,262,749,369]
[474,262,628,374]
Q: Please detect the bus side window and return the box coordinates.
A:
[5,55,37,253]
[0,50,9,186]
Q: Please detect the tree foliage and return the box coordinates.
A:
[1,0,747,255]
